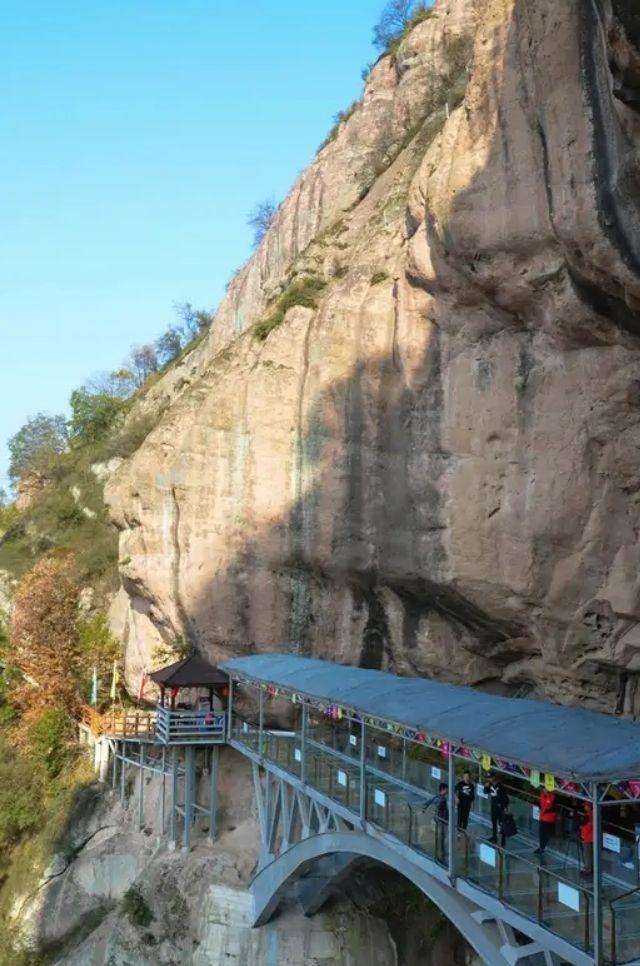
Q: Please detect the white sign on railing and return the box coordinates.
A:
[532,806,540,822]
[603,832,621,853]
[337,770,347,787]
[374,788,386,807]
[477,784,488,799]
[431,767,442,781]
[479,844,496,868]
[350,735,358,747]
[378,746,387,759]
[558,883,581,912]
[294,748,302,763]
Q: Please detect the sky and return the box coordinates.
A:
[0,0,383,491]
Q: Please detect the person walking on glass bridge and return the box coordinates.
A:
[484,774,509,846]
[456,770,476,831]
[534,788,558,857]
[424,782,449,859]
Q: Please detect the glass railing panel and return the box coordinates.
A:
[538,868,593,955]
[466,836,503,895]
[608,890,640,965]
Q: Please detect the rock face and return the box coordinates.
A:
[106,0,640,714]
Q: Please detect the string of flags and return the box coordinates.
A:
[238,675,640,800]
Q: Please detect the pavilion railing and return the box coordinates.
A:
[155,705,226,744]
[80,705,157,739]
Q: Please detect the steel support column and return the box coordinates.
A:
[359,722,367,823]
[111,740,117,788]
[258,689,265,757]
[209,745,219,842]
[300,704,307,784]
[448,752,456,882]
[592,782,603,965]
[170,746,179,847]
[183,745,195,850]
[120,741,125,803]
[138,743,145,830]
[226,679,234,741]
[160,747,166,834]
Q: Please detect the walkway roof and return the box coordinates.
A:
[221,653,640,783]
[150,656,228,689]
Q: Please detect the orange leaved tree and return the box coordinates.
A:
[9,555,80,713]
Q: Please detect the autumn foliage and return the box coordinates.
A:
[9,555,80,713]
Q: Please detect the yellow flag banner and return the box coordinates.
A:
[481,753,492,772]
[110,661,119,701]
[544,773,555,792]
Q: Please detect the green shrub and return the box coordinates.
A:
[69,389,126,447]
[26,708,72,780]
[386,7,434,62]
[122,886,154,927]
[371,271,390,285]
[319,101,359,152]
[253,276,326,342]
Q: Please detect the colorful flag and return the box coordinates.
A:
[90,668,98,707]
[110,661,119,701]
[544,773,556,792]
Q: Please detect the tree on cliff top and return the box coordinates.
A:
[247,199,277,249]
[373,0,431,54]
[8,413,67,485]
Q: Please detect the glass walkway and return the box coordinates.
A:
[222,653,640,966]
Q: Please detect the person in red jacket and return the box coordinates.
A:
[580,801,594,877]
[534,790,558,856]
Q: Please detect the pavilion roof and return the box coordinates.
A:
[221,653,640,783]
[150,656,228,689]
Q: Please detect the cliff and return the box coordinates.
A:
[106,0,640,715]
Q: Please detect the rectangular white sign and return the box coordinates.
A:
[603,833,621,853]
[242,721,249,733]
[294,748,301,763]
[532,806,540,822]
[378,746,387,759]
[350,735,358,747]
[337,770,347,787]
[431,767,442,781]
[479,844,496,868]
[558,883,581,912]
[477,784,488,799]
[374,788,386,808]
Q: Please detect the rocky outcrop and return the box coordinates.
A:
[106,0,640,715]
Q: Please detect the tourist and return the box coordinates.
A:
[424,782,449,859]
[484,774,509,846]
[534,788,558,856]
[456,770,476,831]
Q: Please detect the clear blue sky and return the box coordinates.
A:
[0,0,382,491]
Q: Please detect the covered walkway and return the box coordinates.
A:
[222,654,640,966]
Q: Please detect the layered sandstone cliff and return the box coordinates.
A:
[106,0,640,715]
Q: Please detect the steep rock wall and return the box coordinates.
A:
[106,0,640,714]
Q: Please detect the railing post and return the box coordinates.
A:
[111,740,117,788]
[160,747,166,835]
[120,741,125,803]
[258,689,265,757]
[359,722,367,825]
[593,782,603,964]
[448,751,456,882]
[300,703,307,784]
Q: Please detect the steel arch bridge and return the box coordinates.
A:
[241,746,579,966]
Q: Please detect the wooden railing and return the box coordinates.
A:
[80,705,157,739]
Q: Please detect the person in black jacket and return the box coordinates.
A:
[424,782,449,860]
[456,770,476,831]
[484,774,509,846]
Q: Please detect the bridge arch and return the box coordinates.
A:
[251,831,514,966]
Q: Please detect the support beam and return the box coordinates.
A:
[111,740,117,788]
[300,704,307,784]
[209,745,219,842]
[226,678,234,741]
[296,854,361,917]
[592,782,603,965]
[183,745,195,850]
